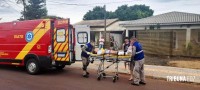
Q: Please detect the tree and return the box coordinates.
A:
[106,11,117,19]
[41,15,64,19]
[17,0,47,20]
[115,4,154,20]
[83,4,154,21]
[83,6,116,20]
[16,0,28,19]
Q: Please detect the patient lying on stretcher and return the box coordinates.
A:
[94,46,133,56]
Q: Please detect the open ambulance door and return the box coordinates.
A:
[74,25,90,61]
[69,25,76,63]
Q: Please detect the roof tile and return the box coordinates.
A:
[120,11,200,26]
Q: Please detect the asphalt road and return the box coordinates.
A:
[0,65,200,90]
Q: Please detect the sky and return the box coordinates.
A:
[0,0,200,24]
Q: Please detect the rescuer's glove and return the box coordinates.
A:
[87,52,91,55]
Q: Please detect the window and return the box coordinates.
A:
[56,29,66,43]
[77,32,88,44]
[198,32,200,42]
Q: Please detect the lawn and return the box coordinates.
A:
[145,55,200,69]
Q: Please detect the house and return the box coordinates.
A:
[120,11,200,57]
[75,18,126,49]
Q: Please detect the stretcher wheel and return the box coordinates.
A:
[116,77,119,80]
[91,60,94,63]
[102,73,106,78]
[113,76,117,83]
[97,75,102,81]
[116,74,119,80]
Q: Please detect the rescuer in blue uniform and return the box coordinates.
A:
[130,37,146,86]
[81,41,95,78]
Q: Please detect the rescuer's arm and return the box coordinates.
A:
[122,43,125,50]
[81,45,88,53]
[92,47,95,53]
[131,46,136,57]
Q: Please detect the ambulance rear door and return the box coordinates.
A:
[53,19,70,64]
[74,25,90,60]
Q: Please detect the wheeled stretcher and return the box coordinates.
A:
[90,50,131,83]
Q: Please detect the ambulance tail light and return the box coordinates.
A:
[48,45,52,53]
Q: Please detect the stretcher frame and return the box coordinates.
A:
[90,53,131,83]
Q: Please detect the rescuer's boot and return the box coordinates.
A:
[82,71,89,78]
[131,82,139,86]
[86,72,89,75]
[139,81,146,85]
[83,74,89,78]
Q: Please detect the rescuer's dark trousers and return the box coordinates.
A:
[81,56,90,75]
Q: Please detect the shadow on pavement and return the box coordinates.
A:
[0,65,70,75]
[0,65,26,72]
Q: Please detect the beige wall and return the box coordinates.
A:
[172,30,186,56]
[173,29,200,56]
[189,29,200,56]
[110,33,123,48]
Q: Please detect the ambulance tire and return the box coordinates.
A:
[55,65,65,70]
[26,59,40,75]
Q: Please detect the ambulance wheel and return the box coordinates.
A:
[26,59,40,75]
[55,65,65,70]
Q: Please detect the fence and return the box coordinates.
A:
[137,29,200,57]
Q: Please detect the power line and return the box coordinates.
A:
[2,0,21,13]
[47,0,138,6]
[47,1,90,6]
[0,1,9,8]
[85,0,139,5]
[7,0,23,9]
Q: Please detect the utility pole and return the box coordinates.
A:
[104,5,106,44]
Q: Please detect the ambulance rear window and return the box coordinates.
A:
[56,29,66,43]
[77,32,88,44]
